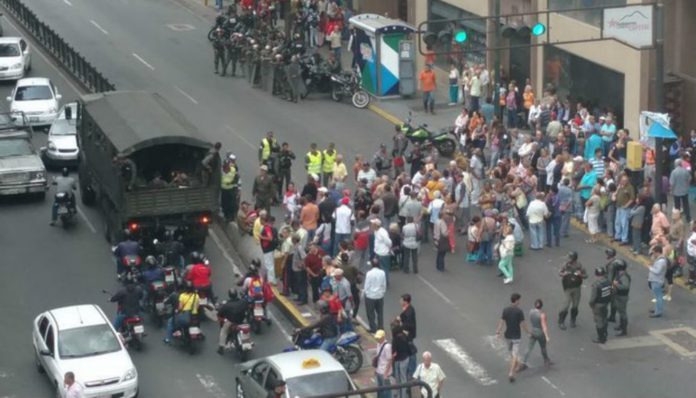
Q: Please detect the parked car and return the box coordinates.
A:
[32,304,139,398]
[7,77,61,127]
[235,350,356,397]
[41,103,78,167]
[0,112,47,198]
[0,36,31,80]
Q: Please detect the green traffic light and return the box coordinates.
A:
[531,23,546,36]
[454,31,468,43]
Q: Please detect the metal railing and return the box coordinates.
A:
[306,380,434,398]
[1,0,116,93]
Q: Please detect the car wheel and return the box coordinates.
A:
[235,379,246,398]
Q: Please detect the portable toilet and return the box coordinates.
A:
[348,14,415,98]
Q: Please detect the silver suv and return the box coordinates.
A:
[0,112,47,199]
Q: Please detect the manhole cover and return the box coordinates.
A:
[166,24,195,31]
[651,327,696,357]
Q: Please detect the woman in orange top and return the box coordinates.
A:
[468,111,481,132]
[523,85,535,110]
[425,171,445,200]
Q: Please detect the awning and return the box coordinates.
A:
[647,122,677,139]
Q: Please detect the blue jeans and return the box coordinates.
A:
[529,222,545,249]
[436,248,447,271]
[650,282,664,315]
[632,227,642,253]
[394,358,410,398]
[546,217,561,247]
[614,207,630,243]
[378,255,391,287]
[477,240,493,265]
[573,192,584,219]
[334,233,352,256]
[560,211,571,237]
[166,312,191,341]
[375,372,391,398]
[507,108,517,128]
[423,91,434,110]
[320,336,338,352]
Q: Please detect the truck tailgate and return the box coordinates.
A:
[124,187,217,217]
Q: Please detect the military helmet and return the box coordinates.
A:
[594,267,607,276]
[605,248,616,258]
[612,259,628,271]
[567,251,578,261]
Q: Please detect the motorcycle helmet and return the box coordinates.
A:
[189,251,202,263]
[228,289,239,301]
[145,255,157,267]
[605,248,616,258]
[567,251,578,262]
[612,259,628,271]
[317,300,329,314]
[61,167,69,177]
[594,267,607,277]
[164,229,174,241]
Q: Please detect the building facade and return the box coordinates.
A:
[360,0,696,136]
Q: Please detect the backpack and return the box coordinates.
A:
[248,277,264,298]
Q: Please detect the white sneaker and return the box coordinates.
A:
[663,295,672,302]
[503,278,513,284]
[651,298,656,303]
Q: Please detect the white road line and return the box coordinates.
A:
[541,376,567,396]
[132,53,155,71]
[434,338,497,386]
[267,307,292,342]
[195,374,227,398]
[174,85,199,104]
[76,206,97,234]
[224,124,256,150]
[89,20,109,35]
[63,0,73,6]
[417,274,472,322]
[1,16,84,95]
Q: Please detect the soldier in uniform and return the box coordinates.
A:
[286,55,302,103]
[558,251,587,330]
[272,53,288,98]
[603,248,619,322]
[226,33,242,77]
[212,28,227,76]
[611,259,631,336]
[588,267,613,344]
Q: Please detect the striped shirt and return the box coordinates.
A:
[590,157,605,178]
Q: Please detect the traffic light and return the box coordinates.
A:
[502,23,546,39]
[423,23,466,48]
[531,23,546,36]
[454,30,468,43]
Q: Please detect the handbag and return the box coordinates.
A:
[408,340,418,355]
[372,342,387,368]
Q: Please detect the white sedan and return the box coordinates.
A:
[42,103,79,166]
[32,304,139,398]
[7,77,61,127]
[0,36,31,80]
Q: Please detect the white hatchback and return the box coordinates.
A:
[42,103,79,166]
[32,304,139,398]
[0,36,31,80]
[7,77,61,127]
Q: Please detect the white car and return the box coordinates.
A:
[42,103,78,166]
[7,77,61,127]
[0,36,31,80]
[32,304,139,398]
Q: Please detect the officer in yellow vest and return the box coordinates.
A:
[321,142,337,186]
[305,143,322,179]
[221,153,240,221]
[258,131,279,164]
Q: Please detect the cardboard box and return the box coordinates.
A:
[627,141,643,170]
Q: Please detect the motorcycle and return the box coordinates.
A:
[299,54,333,98]
[147,279,170,328]
[247,295,269,334]
[171,318,205,355]
[400,112,457,157]
[217,314,254,361]
[114,254,142,284]
[285,329,363,374]
[330,69,370,109]
[103,289,146,351]
[54,192,76,228]
[162,266,180,291]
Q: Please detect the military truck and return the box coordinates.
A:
[76,91,220,248]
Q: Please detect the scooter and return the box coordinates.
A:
[54,192,76,228]
[285,329,363,374]
[400,111,457,157]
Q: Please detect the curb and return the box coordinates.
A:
[365,102,695,295]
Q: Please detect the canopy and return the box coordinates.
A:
[80,91,212,156]
[348,13,415,35]
[647,122,677,139]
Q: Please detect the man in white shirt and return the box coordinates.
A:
[479,64,490,99]
[372,219,393,286]
[357,162,377,189]
[333,197,354,249]
[526,192,550,250]
[64,372,85,398]
[413,351,446,398]
[374,330,393,398]
[363,259,387,332]
[411,165,427,188]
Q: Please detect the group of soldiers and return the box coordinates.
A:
[558,248,631,344]
[209,5,324,102]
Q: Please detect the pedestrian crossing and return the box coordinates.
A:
[433,338,498,386]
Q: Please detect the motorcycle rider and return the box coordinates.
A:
[164,282,200,344]
[49,167,76,226]
[141,255,164,307]
[185,251,216,304]
[159,229,186,270]
[299,300,339,351]
[217,289,249,355]
[110,280,144,332]
[113,229,141,277]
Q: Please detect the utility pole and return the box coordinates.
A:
[654,2,665,205]
[492,0,501,117]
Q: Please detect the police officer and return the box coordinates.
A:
[322,142,337,187]
[589,267,613,344]
[604,248,619,322]
[212,27,227,76]
[226,33,242,77]
[277,142,296,198]
[258,131,279,165]
[221,154,240,221]
[611,259,631,336]
[305,142,322,180]
[286,54,302,102]
[558,251,587,330]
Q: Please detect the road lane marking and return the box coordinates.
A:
[76,206,97,234]
[541,376,567,396]
[166,23,196,31]
[63,0,73,6]
[89,20,109,35]
[224,124,256,150]
[434,338,497,386]
[195,374,226,398]
[267,307,292,342]
[1,14,84,95]
[174,85,199,104]
[417,274,473,322]
[132,53,155,71]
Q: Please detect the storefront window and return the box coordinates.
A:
[548,0,627,27]
[544,45,624,125]
[428,0,486,70]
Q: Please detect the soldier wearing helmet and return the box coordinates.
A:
[212,27,227,76]
[604,248,619,323]
[589,267,613,344]
[557,251,587,330]
[611,259,631,336]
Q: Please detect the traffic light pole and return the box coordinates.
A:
[492,0,501,117]
[654,3,665,207]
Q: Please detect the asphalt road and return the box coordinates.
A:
[4,0,696,397]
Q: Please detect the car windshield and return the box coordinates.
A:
[0,43,21,57]
[15,85,53,101]
[50,120,76,135]
[287,371,354,396]
[0,138,33,157]
[58,324,121,359]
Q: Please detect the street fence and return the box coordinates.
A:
[1,0,116,92]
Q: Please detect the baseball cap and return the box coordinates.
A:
[374,330,385,339]
[260,164,268,171]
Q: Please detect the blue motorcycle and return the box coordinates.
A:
[285,329,363,374]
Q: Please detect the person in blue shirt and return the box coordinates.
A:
[576,163,597,217]
[584,131,603,161]
[599,117,617,156]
